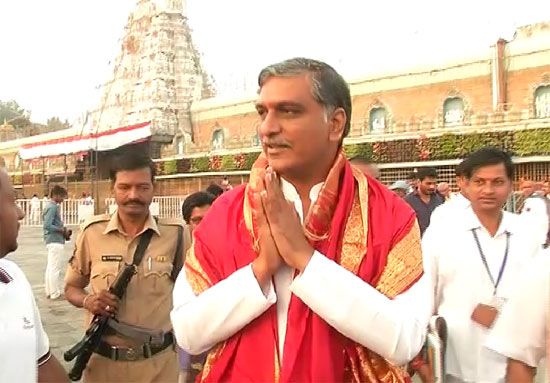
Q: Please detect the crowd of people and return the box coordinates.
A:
[0,57,549,383]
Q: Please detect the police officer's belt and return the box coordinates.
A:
[95,332,174,361]
[106,318,166,345]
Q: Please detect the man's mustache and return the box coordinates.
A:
[262,139,291,148]
[123,200,145,206]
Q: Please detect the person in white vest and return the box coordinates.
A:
[0,168,68,382]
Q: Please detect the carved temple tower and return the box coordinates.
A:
[90,0,213,156]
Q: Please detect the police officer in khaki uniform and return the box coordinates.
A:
[64,152,190,383]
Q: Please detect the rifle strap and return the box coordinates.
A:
[105,229,154,337]
[171,226,184,281]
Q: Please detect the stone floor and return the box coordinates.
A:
[7,226,82,373]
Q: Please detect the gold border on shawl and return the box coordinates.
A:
[339,166,369,274]
[356,348,408,383]
[339,195,366,274]
[184,244,212,295]
[198,343,226,382]
[243,185,256,244]
[350,165,369,240]
[274,344,280,383]
[375,221,423,299]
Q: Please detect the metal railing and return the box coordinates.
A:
[16,199,95,227]
[17,196,187,227]
[18,192,519,228]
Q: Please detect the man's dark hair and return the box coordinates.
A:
[206,183,224,198]
[109,152,156,183]
[455,160,466,177]
[50,185,67,198]
[258,57,352,138]
[416,167,438,181]
[182,192,216,224]
[461,147,514,180]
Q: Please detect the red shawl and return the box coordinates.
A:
[185,151,423,382]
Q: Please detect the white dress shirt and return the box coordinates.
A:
[486,247,550,369]
[428,192,471,231]
[423,209,540,382]
[171,179,432,366]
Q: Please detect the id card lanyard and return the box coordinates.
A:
[471,228,510,296]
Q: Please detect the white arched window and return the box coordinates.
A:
[175,136,185,155]
[444,97,465,125]
[212,129,224,150]
[369,107,387,133]
[535,85,550,118]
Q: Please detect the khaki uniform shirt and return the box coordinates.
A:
[65,213,191,344]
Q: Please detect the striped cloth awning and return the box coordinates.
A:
[18,122,152,160]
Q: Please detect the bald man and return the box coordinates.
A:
[437,182,451,200]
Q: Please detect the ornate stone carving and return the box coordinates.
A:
[90,0,212,145]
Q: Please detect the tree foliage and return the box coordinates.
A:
[0,99,31,129]
[46,116,71,132]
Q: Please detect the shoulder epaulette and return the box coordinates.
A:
[157,217,185,227]
[80,214,110,231]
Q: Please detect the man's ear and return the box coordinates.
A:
[328,107,346,143]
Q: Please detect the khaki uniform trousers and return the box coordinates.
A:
[83,347,178,383]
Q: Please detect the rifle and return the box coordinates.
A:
[64,229,154,381]
[64,263,137,380]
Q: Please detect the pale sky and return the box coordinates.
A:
[0,0,549,124]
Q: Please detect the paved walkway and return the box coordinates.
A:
[7,226,82,373]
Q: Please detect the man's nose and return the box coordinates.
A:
[259,111,282,136]
[482,183,495,194]
[128,187,140,199]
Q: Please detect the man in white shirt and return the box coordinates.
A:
[171,57,432,382]
[422,147,541,383]
[0,169,68,382]
[30,193,41,225]
[428,160,471,231]
[519,183,550,248]
[486,246,550,383]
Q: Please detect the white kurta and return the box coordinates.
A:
[0,259,50,383]
[171,179,432,366]
[423,209,541,382]
[520,196,549,247]
[486,247,550,368]
[428,192,471,231]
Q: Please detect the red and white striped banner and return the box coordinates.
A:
[19,122,152,160]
